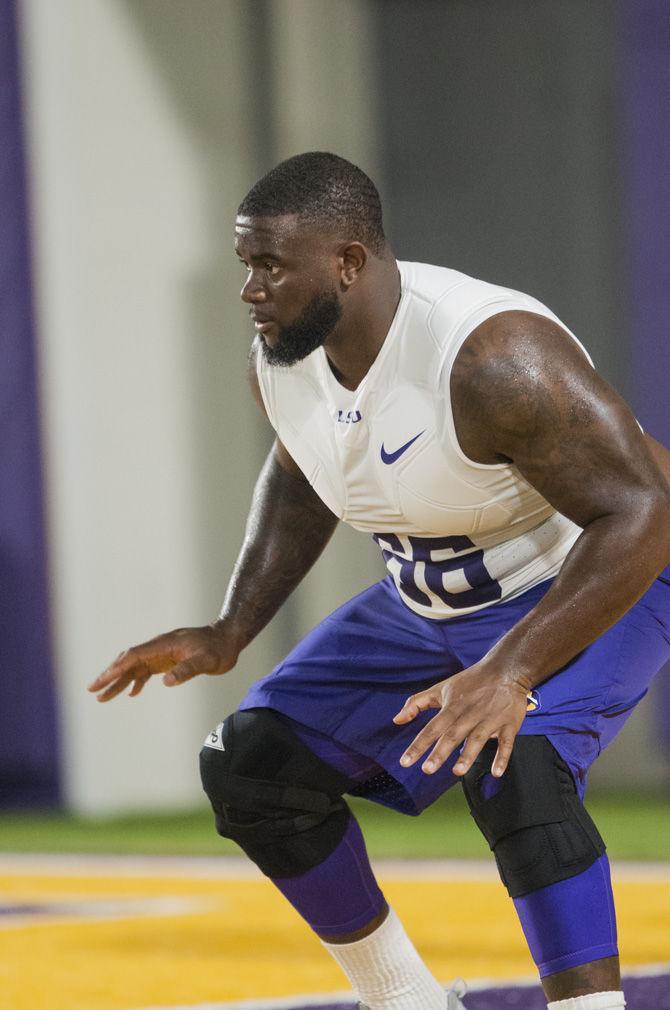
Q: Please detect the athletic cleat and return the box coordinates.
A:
[358,981,468,1009]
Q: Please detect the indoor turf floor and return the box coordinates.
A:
[1,854,669,1010]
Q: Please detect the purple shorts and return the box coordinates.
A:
[240,568,670,813]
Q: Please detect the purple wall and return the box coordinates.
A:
[0,0,60,807]
[620,0,670,752]
[621,0,670,442]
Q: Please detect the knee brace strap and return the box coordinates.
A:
[462,736,606,898]
[199,708,355,878]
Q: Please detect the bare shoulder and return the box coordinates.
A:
[451,310,620,462]
[451,310,600,454]
[450,309,670,525]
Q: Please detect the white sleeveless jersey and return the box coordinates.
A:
[256,261,592,620]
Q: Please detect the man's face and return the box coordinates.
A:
[235,214,343,366]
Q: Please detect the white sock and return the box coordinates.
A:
[321,906,445,1009]
[547,992,626,1009]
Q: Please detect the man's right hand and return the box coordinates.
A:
[87,624,241,703]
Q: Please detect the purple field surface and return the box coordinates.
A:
[291,973,670,1009]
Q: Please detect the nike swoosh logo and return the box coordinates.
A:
[380,430,425,464]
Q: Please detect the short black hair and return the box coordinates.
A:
[238,152,386,254]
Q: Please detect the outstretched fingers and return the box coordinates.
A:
[451,723,518,778]
[88,637,178,702]
[394,665,527,779]
[399,709,463,772]
[491,728,516,777]
[393,688,442,725]
[451,727,496,776]
[92,666,148,703]
[400,716,517,778]
[128,673,151,698]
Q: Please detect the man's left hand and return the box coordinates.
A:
[393,662,530,778]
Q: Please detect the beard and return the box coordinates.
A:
[259,289,342,367]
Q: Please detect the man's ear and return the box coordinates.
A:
[339,241,367,290]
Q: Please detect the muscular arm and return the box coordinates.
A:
[452,310,670,688]
[216,346,338,647]
[396,311,670,776]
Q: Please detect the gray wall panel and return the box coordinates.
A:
[373,0,629,395]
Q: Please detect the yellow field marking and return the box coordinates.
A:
[0,863,667,1010]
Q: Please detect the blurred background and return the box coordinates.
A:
[2,0,670,826]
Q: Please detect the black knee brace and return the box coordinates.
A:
[462,736,606,898]
[199,708,355,878]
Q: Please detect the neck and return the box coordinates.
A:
[323,255,401,390]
